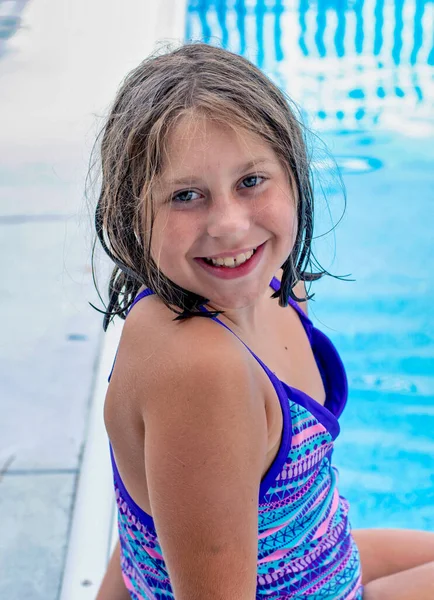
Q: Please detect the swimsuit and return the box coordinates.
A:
[108,277,364,599]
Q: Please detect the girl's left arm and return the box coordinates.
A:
[96,539,130,600]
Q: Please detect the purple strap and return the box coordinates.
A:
[108,277,312,382]
[107,288,154,382]
[269,276,309,321]
[127,287,155,315]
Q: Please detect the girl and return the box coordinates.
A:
[93,43,434,599]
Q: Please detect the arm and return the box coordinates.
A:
[139,319,269,600]
[96,540,130,600]
[352,528,434,586]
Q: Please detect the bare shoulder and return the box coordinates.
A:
[108,296,268,598]
[112,296,262,407]
[105,294,268,436]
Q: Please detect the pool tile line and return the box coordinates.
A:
[2,468,79,476]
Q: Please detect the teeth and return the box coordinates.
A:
[223,256,235,267]
[207,248,256,268]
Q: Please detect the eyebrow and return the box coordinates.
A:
[165,158,274,187]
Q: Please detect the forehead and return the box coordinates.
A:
[160,112,278,178]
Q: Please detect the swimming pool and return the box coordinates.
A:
[186,0,434,530]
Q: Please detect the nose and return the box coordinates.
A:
[206,193,251,240]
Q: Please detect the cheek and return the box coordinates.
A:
[150,210,196,268]
[265,196,297,238]
[269,200,298,260]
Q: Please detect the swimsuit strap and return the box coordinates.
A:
[108,277,312,382]
[126,277,308,319]
[199,276,312,372]
[127,287,155,315]
[198,305,278,384]
[269,276,313,342]
[107,288,155,382]
[125,286,276,381]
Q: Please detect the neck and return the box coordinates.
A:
[205,273,281,336]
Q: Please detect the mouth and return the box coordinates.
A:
[194,242,266,279]
[201,246,258,268]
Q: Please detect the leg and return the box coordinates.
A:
[96,539,130,600]
[352,528,434,585]
[363,560,434,600]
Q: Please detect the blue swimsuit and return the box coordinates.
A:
[108,277,364,599]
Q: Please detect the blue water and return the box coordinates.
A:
[186,0,434,530]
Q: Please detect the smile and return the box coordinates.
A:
[194,242,266,280]
[203,248,257,268]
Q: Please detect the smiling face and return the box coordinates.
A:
[148,112,297,311]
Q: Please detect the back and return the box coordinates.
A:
[104,295,269,600]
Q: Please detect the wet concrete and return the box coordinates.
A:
[0,474,75,599]
[0,0,168,596]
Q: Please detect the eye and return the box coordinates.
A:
[172,190,201,204]
[239,174,266,189]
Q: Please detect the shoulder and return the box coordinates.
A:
[108,294,265,418]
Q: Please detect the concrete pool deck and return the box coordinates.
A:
[0,0,185,597]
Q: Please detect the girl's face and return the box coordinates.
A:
[149,113,297,311]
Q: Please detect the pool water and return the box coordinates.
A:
[186,0,434,530]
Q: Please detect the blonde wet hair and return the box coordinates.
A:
[91,42,332,331]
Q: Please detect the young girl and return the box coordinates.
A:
[93,43,434,599]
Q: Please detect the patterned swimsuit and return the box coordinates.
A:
[108,277,364,599]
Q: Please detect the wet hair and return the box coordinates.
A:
[90,42,339,331]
